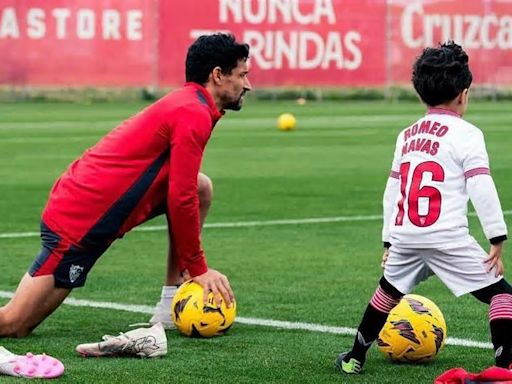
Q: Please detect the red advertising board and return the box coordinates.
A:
[0,0,155,86]
[389,0,512,85]
[1,0,512,87]
[158,0,388,87]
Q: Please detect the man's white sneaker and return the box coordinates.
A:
[76,322,167,358]
[149,302,175,330]
[0,346,64,379]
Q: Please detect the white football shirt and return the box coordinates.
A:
[382,108,507,247]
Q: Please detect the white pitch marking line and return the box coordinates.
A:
[1,210,511,239]
[0,290,492,349]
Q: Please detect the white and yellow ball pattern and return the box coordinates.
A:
[277,113,297,131]
[377,294,446,363]
[171,280,236,338]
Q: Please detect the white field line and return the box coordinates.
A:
[0,290,492,349]
[1,210,511,240]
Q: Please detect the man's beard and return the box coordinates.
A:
[224,101,242,111]
[223,94,244,111]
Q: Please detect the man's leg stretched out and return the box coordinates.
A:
[0,274,70,337]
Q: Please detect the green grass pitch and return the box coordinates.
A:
[0,99,511,383]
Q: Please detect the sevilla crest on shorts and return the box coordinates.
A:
[69,264,84,284]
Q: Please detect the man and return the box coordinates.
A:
[0,33,251,348]
[335,41,512,375]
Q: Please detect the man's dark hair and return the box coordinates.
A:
[186,33,250,84]
[412,41,472,107]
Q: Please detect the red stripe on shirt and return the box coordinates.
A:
[464,167,490,179]
[390,170,400,179]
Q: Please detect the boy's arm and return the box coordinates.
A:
[463,129,507,243]
[381,174,399,268]
[382,134,402,249]
[464,129,507,276]
[467,175,507,243]
[382,173,400,247]
[467,174,507,277]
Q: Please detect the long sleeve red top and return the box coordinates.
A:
[42,83,222,277]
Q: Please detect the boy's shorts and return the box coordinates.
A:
[384,237,502,297]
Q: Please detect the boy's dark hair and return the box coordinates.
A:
[412,41,472,107]
[186,33,250,84]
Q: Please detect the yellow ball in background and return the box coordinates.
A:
[277,113,297,131]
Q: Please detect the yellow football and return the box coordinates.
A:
[377,294,446,363]
[277,113,297,131]
[171,280,236,337]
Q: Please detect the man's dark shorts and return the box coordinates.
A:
[28,222,109,289]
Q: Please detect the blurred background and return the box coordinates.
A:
[1,0,512,101]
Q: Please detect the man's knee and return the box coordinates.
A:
[10,326,32,338]
[198,173,213,207]
[0,311,32,338]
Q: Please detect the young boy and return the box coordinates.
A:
[335,41,512,374]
